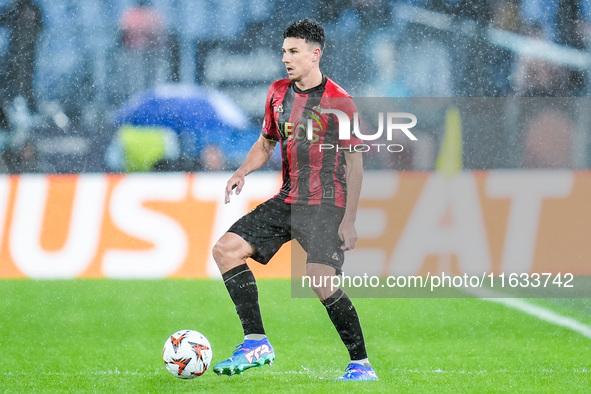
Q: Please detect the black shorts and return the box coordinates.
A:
[227,196,346,273]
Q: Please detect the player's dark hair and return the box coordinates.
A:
[283,19,325,50]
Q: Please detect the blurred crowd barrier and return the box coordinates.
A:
[0,0,590,173]
[0,171,589,282]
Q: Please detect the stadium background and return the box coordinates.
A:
[0,0,589,279]
[1,0,591,173]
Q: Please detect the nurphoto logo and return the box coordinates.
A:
[307,109,418,152]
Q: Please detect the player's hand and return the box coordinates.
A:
[338,219,357,251]
[225,172,246,204]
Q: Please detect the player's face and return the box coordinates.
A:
[282,37,320,82]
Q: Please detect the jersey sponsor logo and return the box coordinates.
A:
[276,106,328,143]
[277,120,321,143]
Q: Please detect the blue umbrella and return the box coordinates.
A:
[112,83,251,154]
[113,83,249,132]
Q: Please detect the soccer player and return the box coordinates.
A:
[212,19,377,381]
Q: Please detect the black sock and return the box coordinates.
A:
[222,264,265,336]
[321,288,367,360]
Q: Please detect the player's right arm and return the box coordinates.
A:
[225,135,276,203]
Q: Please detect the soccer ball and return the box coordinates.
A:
[163,330,212,379]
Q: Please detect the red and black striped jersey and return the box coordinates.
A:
[261,76,361,208]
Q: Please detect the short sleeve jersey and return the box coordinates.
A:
[261,76,361,208]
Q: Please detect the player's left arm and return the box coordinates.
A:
[339,151,363,251]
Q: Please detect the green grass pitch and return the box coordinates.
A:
[0,279,590,393]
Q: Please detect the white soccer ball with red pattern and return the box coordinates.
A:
[163,330,212,379]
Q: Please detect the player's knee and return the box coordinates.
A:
[211,240,225,264]
[212,236,234,264]
[306,263,338,300]
[212,233,252,268]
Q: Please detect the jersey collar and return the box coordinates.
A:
[292,75,327,95]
